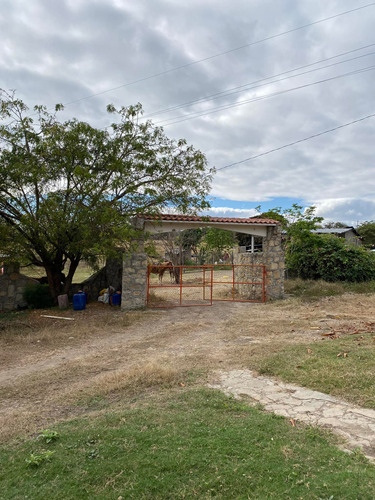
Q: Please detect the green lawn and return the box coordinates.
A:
[1,389,375,500]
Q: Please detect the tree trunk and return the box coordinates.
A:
[62,258,80,295]
[45,266,65,304]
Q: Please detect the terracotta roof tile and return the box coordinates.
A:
[142,213,279,225]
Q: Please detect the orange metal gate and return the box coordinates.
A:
[147,265,213,308]
[147,264,265,308]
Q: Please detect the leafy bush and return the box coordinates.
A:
[287,234,375,282]
[23,283,54,308]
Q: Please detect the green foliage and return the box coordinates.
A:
[23,283,54,309]
[283,204,324,240]
[25,450,55,467]
[257,204,374,283]
[255,205,289,228]
[357,220,375,248]
[256,203,323,237]
[175,228,235,264]
[37,429,59,443]
[0,90,211,300]
[201,228,236,262]
[178,228,208,264]
[179,228,205,253]
[287,234,375,282]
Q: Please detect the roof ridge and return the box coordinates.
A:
[141,213,280,225]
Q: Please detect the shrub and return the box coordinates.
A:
[287,234,375,282]
[23,283,54,308]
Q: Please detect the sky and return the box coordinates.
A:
[1,0,375,226]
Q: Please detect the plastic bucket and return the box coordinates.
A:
[111,293,121,306]
[73,292,86,311]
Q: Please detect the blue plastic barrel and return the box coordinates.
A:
[73,292,86,311]
[111,292,121,306]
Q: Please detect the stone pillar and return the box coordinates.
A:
[121,217,148,310]
[263,224,284,300]
[233,224,284,301]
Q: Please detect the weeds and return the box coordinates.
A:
[25,450,55,467]
[37,429,59,443]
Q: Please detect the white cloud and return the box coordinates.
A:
[1,0,375,216]
[312,198,375,226]
[202,207,259,218]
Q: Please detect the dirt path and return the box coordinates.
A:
[0,303,246,385]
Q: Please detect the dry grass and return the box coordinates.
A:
[0,304,147,368]
[0,354,204,443]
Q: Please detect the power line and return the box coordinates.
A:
[156,64,375,127]
[216,113,375,172]
[61,2,375,108]
[142,43,375,120]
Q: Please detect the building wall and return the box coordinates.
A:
[344,230,362,246]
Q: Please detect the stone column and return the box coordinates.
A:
[233,224,284,301]
[121,218,148,310]
[263,224,284,300]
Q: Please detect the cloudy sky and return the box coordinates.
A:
[1,0,375,225]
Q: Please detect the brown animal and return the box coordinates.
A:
[149,261,174,283]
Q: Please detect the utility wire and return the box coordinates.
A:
[156,64,375,127]
[216,113,375,171]
[61,2,375,107]
[142,43,375,120]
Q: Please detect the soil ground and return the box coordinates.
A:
[1,293,375,443]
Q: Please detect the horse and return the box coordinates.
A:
[149,261,175,284]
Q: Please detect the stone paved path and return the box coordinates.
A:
[209,369,375,460]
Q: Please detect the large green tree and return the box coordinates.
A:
[0,90,211,300]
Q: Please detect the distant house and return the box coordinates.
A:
[311,227,362,246]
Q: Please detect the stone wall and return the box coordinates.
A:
[0,263,38,311]
[234,224,284,300]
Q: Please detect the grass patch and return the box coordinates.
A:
[255,333,375,408]
[285,278,375,300]
[1,388,375,500]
